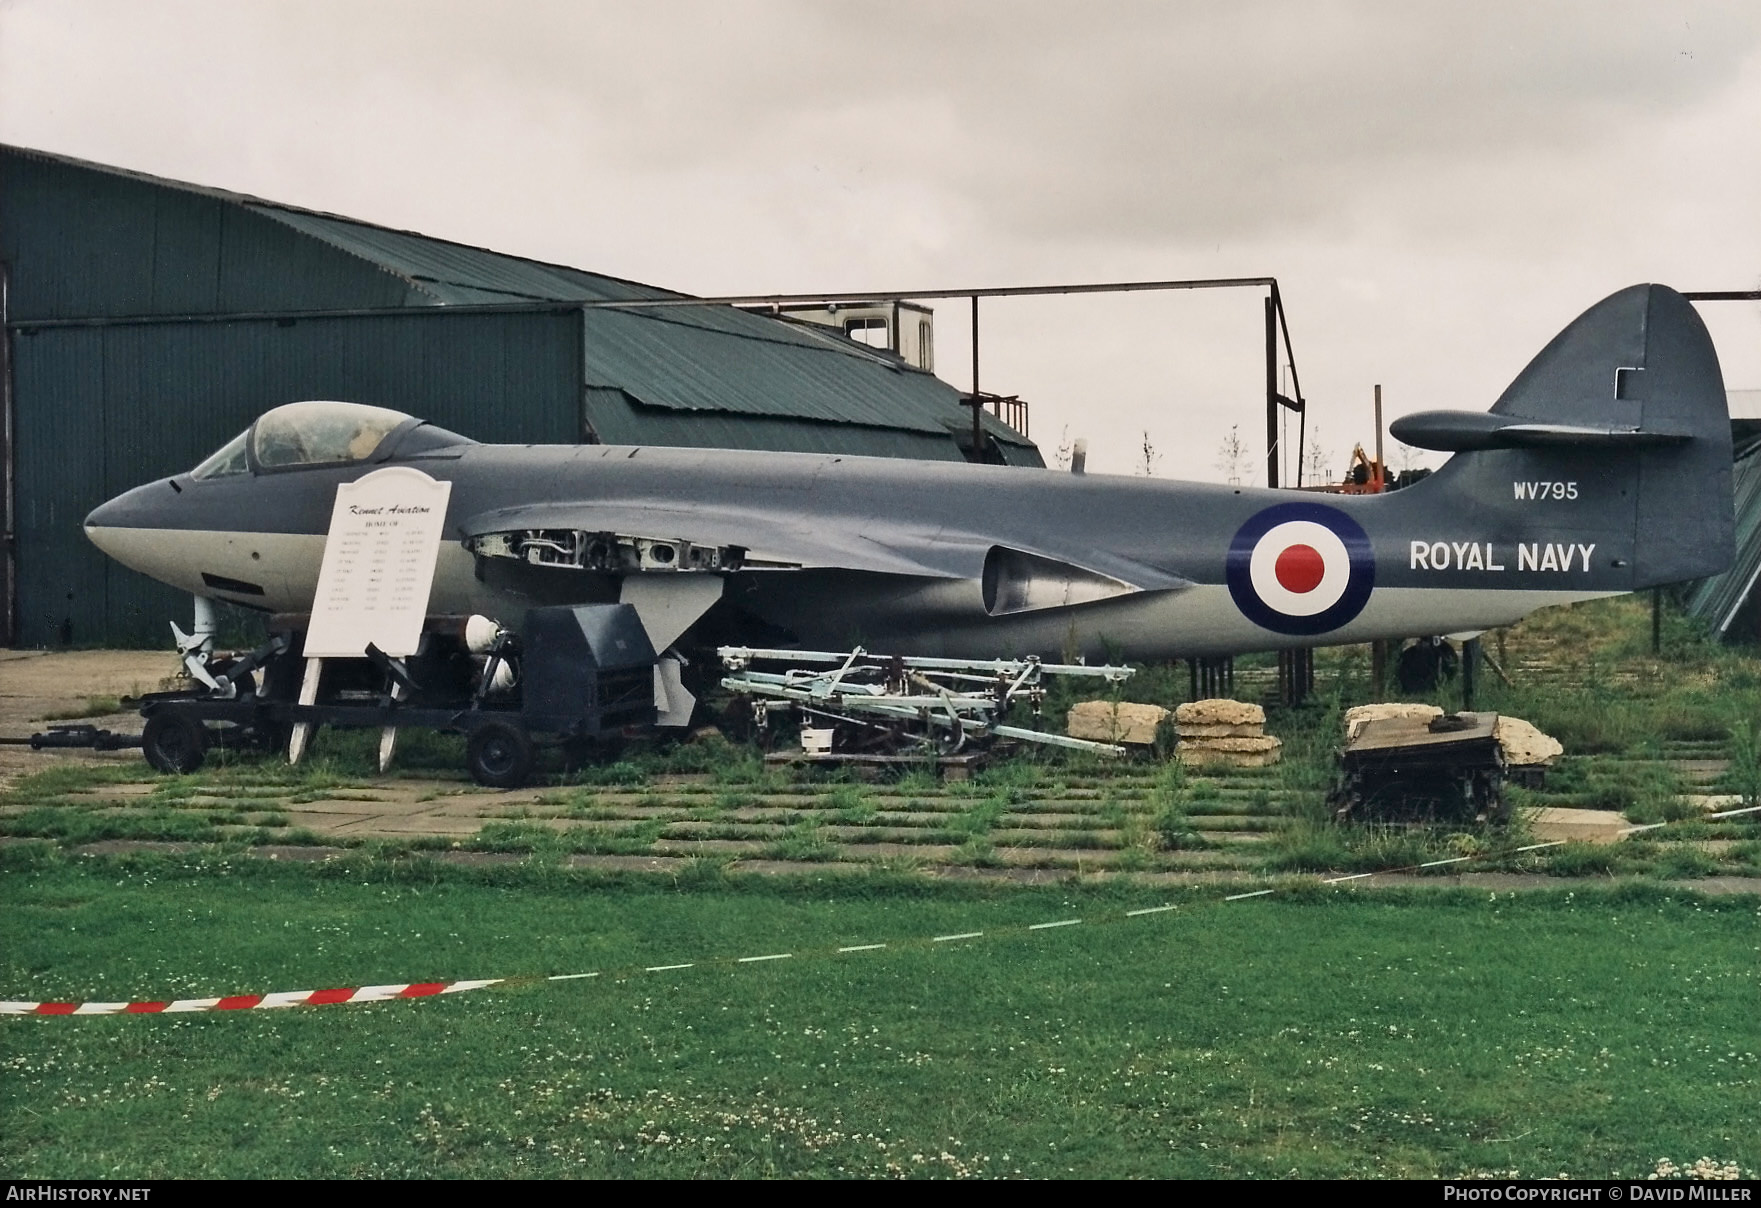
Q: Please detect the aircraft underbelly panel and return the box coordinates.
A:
[725,572,1612,661]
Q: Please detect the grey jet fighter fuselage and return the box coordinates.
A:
[84,284,1735,667]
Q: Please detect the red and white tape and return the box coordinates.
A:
[0,979,501,1016]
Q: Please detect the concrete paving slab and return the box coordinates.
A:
[565,853,701,874]
[991,828,1121,847]
[995,846,1122,867]
[837,841,959,861]
[276,799,402,816]
[337,815,485,836]
[74,783,158,798]
[1527,807,1631,844]
[663,819,778,836]
[819,826,936,844]
[1684,793,1746,810]
[651,838,768,855]
[252,845,349,861]
[316,797,476,819]
[74,840,199,856]
[1196,831,1276,844]
[282,810,378,833]
[726,859,864,877]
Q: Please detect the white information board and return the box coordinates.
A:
[302,466,453,659]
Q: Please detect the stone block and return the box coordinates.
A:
[1174,698,1265,727]
[1493,716,1564,767]
[1175,723,1265,739]
[1179,735,1281,754]
[1344,702,1442,740]
[1067,700,1171,745]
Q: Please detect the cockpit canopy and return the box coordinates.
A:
[190,401,436,480]
[254,401,410,469]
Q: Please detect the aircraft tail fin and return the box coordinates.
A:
[1390,284,1734,589]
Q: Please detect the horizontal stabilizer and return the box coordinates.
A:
[1390,409,1692,452]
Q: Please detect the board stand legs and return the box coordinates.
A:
[378,681,405,773]
[288,657,324,765]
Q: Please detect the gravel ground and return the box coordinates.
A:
[0,648,177,789]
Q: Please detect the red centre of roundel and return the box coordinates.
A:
[1274,543,1326,594]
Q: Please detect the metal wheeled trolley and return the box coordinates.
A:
[136,603,657,789]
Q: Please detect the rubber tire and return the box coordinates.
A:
[142,709,208,775]
[467,722,535,789]
[209,658,256,699]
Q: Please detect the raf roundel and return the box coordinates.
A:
[1226,502,1375,636]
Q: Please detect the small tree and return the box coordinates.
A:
[1215,423,1250,486]
[1137,431,1162,477]
[1391,441,1428,475]
[1303,426,1332,487]
[1051,425,1073,471]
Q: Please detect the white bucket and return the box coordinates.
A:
[800,727,835,754]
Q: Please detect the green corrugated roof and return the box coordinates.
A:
[251,206,681,306]
[4,143,1038,461]
[1685,444,1761,637]
[249,206,1035,452]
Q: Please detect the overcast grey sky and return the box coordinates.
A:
[4,0,1758,478]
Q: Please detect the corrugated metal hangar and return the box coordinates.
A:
[0,144,1039,648]
[1685,388,1761,643]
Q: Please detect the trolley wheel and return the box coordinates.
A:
[209,658,256,699]
[467,722,535,789]
[142,709,208,775]
[933,719,967,757]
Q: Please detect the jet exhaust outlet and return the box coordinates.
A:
[981,546,1137,616]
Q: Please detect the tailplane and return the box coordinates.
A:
[1390,284,1733,589]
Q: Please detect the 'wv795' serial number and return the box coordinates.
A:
[1515,481,1578,500]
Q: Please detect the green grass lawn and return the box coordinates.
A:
[2,849,1755,1179]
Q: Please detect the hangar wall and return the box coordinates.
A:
[12,309,580,647]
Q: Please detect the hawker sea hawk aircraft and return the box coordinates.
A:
[85,284,1734,709]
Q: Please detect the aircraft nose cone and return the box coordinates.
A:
[83,494,125,535]
[84,479,178,557]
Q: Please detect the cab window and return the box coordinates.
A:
[251,402,412,470]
